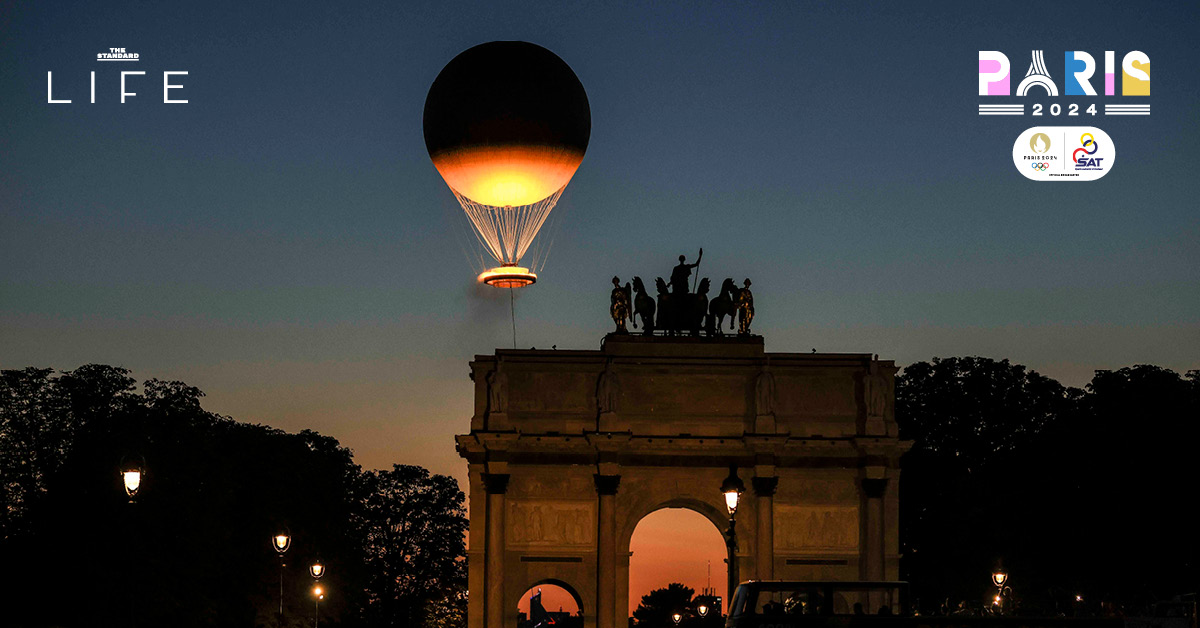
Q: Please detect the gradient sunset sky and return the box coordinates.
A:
[3,0,1198,611]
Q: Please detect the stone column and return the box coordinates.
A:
[483,473,509,628]
[752,476,778,581]
[595,474,620,628]
[861,477,888,582]
[466,467,487,628]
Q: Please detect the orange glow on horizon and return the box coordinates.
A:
[431,145,583,207]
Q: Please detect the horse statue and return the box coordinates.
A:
[632,276,656,335]
[654,277,677,335]
[687,278,710,336]
[707,278,738,335]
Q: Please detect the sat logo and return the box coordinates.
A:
[979,50,1149,96]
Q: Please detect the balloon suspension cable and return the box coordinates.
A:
[509,287,517,349]
[452,186,565,267]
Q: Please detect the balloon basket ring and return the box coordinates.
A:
[479,266,537,288]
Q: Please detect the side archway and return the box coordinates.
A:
[511,576,592,628]
[517,578,585,626]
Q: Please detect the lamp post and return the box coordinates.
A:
[672,611,683,625]
[119,456,145,627]
[274,529,291,627]
[721,465,745,613]
[697,602,709,618]
[310,559,325,626]
[312,585,325,628]
[991,570,1011,614]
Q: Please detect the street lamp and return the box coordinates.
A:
[120,456,145,503]
[991,569,1011,615]
[720,464,745,612]
[697,602,709,617]
[672,611,683,625]
[274,528,291,626]
[310,560,325,580]
[312,585,326,628]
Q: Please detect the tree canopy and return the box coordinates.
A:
[0,364,466,628]
[897,358,1199,612]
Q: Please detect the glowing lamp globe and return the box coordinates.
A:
[672,612,683,625]
[273,532,291,555]
[123,470,142,497]
[992,571,1007,587]
[698,603,709,617]
[310,561,325,579]
[721,465,745,516]
[424,41,590,287]
[119,456,146,502]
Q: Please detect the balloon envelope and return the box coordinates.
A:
[423,41,591,207]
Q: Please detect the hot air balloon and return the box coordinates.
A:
[424,41,591,288]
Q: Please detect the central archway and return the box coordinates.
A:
[628,505,728,622]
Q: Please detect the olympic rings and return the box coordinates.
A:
[1031,162,1050,171]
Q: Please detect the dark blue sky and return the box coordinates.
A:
[3,0,1197,480]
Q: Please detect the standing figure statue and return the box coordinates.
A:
[669,248,703,295]
[737,278,755,335]
[610,276,632,333]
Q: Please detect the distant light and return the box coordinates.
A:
[698,603,709,617]
[672,612,683,625]
[992,571,1008,587]
[310,562,325,579]
[1076,595,1083,602]
[274,533,291,554]
[994,595,1001,605]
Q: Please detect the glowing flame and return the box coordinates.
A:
[1034,135,1047,153]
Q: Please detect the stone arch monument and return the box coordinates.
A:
[456,334,910,628]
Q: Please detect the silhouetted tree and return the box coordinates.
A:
[0,364,467,628]
[896,358,1199,611]
[356,464,467,628]
[633,582,696,626]
[1039,365,1200,603]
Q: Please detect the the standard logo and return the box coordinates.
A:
[46,47,187,104]
[1013,126,1115,181]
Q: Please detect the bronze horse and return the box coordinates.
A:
[632,276,656,335]
[707,278,738,335]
